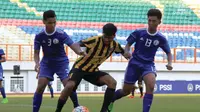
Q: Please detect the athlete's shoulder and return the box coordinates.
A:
[157,31,166,38]
[56,28,66,35]
[36,29,45,37]
[134,28,146,33]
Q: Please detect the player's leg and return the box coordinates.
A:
[129,85,136,98]
[109,63,140,111]
[139,85,144,98]
[61,78,79,108]
[56,64,79,108]
[56,69,83,112]
[47,81,54,98]
[91,71,117,112]
[138,78,144,98]
[33,65,53,112]
[0,72,8,104]
[142,65,156,112]
[33,77,49,112]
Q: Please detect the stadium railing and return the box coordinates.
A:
[0,44,200,63]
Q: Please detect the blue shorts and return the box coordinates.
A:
[0,70,3,81]
[124,58,156,84]
[39,61,70,81]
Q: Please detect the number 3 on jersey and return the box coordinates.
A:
[48,39,52,46]
[145,38,152,47]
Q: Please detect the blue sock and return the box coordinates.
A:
[70,91,79,108]
[49,86,54,98]
[33,92,43,112]
[0,87,6,98]
[143,93,153,112]
[112,89,125,102]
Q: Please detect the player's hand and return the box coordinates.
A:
[35,64,40,72]
[124,52,131,60]
[166,64,173,70]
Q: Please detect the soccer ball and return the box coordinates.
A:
[72,106,89,112]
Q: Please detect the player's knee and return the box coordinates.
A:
[65,81,76,91]
[107,78,117,89]
[123,89,131,96]
[146,84,154,93]
[36,85,46,93]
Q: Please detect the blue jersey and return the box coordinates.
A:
[127,28,170,63]
[0,49,5,70]
[34,28,74,63]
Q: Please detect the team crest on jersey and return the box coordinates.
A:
[53,38,59,44]
[153,40,159,46]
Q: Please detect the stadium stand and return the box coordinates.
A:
[0,0,200,62]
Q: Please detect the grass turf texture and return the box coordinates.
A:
[0,94,199,112]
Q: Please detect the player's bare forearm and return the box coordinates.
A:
[167,52,172,65]
[70,43,85,55]
[0,56,6,62]
[34,50,40,65]
[123,44,132,59]
[124,44,131,53]
[166,52,173,70]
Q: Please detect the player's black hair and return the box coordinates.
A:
[103,23,117,36]
[147,8,162,20]
[43,10,56,20]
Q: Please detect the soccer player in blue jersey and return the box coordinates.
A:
[33,10,86,112]
[36,69,54,98]
[109,9,173,112]
[0,49,8,104]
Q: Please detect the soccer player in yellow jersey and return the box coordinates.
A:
[55,23,131,112]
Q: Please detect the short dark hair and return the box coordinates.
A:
[103,23,117,36]
[147,8,162,20]
[43,10,56,20]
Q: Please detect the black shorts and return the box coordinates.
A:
[69,68,109,90]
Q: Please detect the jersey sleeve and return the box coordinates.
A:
[34,35,41,50]
[126,30,138,45]
[0,49,5,55]
[79,37,96,48]
[63,32,74,46]
[160,37,171,54]
[114,42,125,54]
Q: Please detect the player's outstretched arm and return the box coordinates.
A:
[69,43,87,56]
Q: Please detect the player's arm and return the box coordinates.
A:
[160,39,173,70]
[63,33,86,56]
[123,31,138,59]
[0,50,6,63]
[114,42,131,60]
[34,35,40,72]
[69,43,87,56]
[73,37,96,55]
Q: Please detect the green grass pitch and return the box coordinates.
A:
[0,94,200,112]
